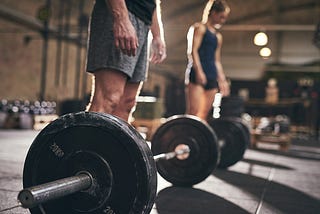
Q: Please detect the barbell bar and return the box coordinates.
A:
[153,144,190,161]
[18,172,93,209]
[18,112,219,213]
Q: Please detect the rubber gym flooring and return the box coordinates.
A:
[0,130,319,214]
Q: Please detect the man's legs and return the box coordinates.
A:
[113,81,143,122]
[87,69,127,114]
[87,69,142,122]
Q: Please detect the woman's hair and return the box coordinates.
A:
[201,0,230,23]
[210,0,230,14]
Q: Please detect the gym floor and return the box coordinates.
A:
[0,130,319,214]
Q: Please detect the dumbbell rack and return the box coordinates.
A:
[250,117,291,151]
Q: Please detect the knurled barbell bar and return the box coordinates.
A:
[18,112,219,214]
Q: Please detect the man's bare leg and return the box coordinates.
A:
[87,69,127,115]
[113,82,143,122]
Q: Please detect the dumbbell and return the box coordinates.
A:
[17,112,219,214]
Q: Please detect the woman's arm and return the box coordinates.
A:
[215,32,230,96]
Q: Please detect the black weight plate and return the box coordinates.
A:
[23,111,157,214]
[208,118,249,169]
[238,119,251,145]
[151,115,219,187]
[222,116,251,146]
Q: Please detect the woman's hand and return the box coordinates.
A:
[218,79,230,96]
[196,71,207,86]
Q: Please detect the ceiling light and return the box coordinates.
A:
[259,47,272,58]
[254,32,268,46]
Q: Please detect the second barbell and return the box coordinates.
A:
[151,115,250,186]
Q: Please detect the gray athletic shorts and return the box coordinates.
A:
[86,2,150,82]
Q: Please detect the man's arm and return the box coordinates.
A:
[150,0,166,63]
[106,0,138,56]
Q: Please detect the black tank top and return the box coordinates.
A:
[95,0,155,25]
[191,28,218,79]
[126,0,156,25]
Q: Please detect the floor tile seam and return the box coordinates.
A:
[0,203,22,213]
[254,155,278,214]
[0,188,19,193]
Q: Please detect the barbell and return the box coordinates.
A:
[17,111,249,213]
[151,115,250,186]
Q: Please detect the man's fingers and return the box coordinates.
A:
[114,39,120,49]
[129,38,138,56]
[119,38,126,51]
[115,37,138,56]
[150,49,166,64]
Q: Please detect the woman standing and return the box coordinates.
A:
[185,0,230,120]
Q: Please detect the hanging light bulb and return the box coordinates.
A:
[254,32,268,46]
[259,47,272,58]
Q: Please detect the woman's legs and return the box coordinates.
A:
[186,82,218,121]
[186,82,203,117]
[198,88,218,120]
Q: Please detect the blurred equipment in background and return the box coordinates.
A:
[0,99,58,130]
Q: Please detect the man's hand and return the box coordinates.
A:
[113,16,139,56]
[150,36,166,63]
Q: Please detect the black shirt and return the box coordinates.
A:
[125,0,156,25]
[96,0,156,25]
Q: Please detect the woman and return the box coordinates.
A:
[185,0,230,120]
